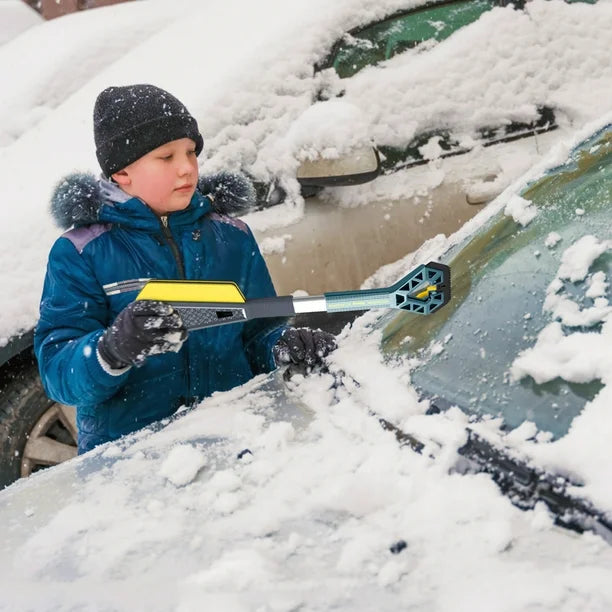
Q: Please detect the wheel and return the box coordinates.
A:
[0,358,77,489]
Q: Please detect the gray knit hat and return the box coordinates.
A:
[93,84,204,177]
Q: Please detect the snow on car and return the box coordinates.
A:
[0,1,192,148]
[0,1,42,47]
[0,115,610,611]
[0,0,611,484]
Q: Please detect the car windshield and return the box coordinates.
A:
[331,0,493,79]
[380,126,611,439]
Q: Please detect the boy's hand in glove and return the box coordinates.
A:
[98,300,188,369]
[273,327,337,374]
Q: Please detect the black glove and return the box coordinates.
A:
[98,300,188,369]
[273,327,337,372]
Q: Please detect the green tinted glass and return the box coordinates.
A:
[332,0,493,79]
[380,127,611,438]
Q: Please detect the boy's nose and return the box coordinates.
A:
[177,158,194,176]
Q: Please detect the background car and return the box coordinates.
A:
[0,117,610,610]
[0,0,610,487]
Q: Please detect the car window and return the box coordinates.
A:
[329,0,494,79]
[378,106,557,173]
[380,126,611,439]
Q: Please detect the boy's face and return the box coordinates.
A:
[112,138,199,215]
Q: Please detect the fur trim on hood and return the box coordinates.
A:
[50,171,257,230]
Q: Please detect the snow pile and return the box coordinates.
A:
[504,194,538,226]
[284,99,371,163]
[556,235,611,283]
[0,1,42,47]
[0,0,188,147]
[259,234,293,255]
[545,231,562,248]
[338,1,612,151]
[511,320,611,386]
[159,444,207,486]
[512,234,611,383]
[3,318,612,610]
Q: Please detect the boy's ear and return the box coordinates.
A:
[111,169,131,186]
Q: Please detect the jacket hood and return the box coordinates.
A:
[50,170,257,230]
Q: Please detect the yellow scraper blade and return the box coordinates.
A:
[136,280,246,304]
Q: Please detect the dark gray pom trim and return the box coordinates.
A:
[50,172,100,229]
[197,171,256,214]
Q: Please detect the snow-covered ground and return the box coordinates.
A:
[1,0,611,342]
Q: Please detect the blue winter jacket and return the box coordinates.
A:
[35,173,285,454]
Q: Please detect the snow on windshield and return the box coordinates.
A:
[508,232,612,509]
[3,313,612,611]
[360,113,612,511]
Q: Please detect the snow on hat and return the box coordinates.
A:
[93,84,204,177]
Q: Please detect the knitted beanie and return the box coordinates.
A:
[93,84,204,177]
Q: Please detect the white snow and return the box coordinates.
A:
[0,1,42,47]
[545,231,562,248]
[0,1,189,147]
[504,194,538,226]
[537,237,612,327]
[4,312,612,609]
[259,234,293,255]
[159,444,207,486]
[587,271,608,299]
[512,233,612,381]
[556,235,611,282]
[511,320,611,385]
[1,0,612,343]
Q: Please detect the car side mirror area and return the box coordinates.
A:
[296,146,381,189]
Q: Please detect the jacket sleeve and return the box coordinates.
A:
[34,236,130,406]
[240,229,287,374]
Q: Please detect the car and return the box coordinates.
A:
[375,116,611,533]
[0,0,610,487]
[0,117,610,610]
[0,1,42,47]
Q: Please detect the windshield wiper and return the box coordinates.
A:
[455,431,612,543]
[307,369,612,544]
[381,413,612,543]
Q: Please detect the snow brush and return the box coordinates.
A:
[129,261,450,331]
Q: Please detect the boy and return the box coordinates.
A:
[35,84,335,454]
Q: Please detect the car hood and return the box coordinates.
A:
[3,328,612,609]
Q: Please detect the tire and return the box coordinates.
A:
[0,358,77,489]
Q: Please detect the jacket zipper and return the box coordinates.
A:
[159,215,192,400]
[159,215,185,279]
